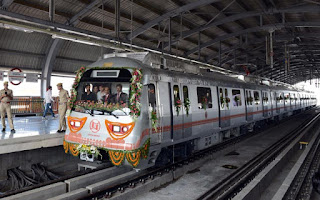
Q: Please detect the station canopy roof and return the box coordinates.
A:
[0,0,319,84]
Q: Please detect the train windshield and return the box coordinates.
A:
[74,68,132,116]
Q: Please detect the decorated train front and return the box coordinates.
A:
[63,64,151,168]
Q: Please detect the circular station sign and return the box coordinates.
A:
[8,68,24,85]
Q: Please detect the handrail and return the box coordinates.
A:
[9,97,60,115]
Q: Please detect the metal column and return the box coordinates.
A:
[115,0,120,41]
[49,0,55,22]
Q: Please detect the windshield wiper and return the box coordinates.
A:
[85,109,94,116]
[105,110,119,119]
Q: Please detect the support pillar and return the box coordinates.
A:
[41,39,63,97]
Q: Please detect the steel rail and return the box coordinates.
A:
[80,110,318,200]
[196,112,320,200]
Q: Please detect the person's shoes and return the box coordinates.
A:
[57,130,62,133]
[42,117,46,120]
[2,128,5,132]
[11,129,15,133]
[61,130,66,133]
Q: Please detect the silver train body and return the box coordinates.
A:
[65,52,317,169]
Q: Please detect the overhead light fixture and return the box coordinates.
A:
[0,23,34,33]
[51,34,100,47]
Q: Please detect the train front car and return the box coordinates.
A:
[63,58,150,168]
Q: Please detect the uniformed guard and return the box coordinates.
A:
[57,83,69,133]
[0,81,15,133]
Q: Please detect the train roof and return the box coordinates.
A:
[86,52,312,94]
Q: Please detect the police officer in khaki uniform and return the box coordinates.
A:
[57,83,69,133]
[0,82,15,133]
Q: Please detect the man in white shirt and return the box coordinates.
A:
[97,85,105,102]
[43,86,55,120]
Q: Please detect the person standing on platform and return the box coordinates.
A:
[42,86,55,120]
[0,82,15,133]
[56,83,69,133]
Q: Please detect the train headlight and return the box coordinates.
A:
[113,125,121,132]
[105,120,135,140]
[122,126,128,132]
[67,117,87,133]
[75,121,81,127]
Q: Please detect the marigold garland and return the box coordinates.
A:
[64,138,150,167]
[108,150,125,166]
[69,143,80,157]
[63,140,69,153]
[141,138,150,159]
[126,150,141,167]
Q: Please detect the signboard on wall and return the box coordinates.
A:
[0,71,3,81]
[8,71,24,83]
[26,73,38,82]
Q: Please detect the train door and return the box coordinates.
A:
[245,90,253,121]
[156,81,171,143]
[147,83,162,144]
[293,93,297,109]
[218,87,230,128]
[172,84,183,140]
[284,92,289,112]
[275,92,281,114]
[262,91,268,117]
[253,90,262,120]
[270,92,274,116]
[182,85,192,139]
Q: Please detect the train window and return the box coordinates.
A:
[225,89,229,108]
[197,87,213,109]
[148,84,156,110]
[263,92,268,105]
[183,86,189,110]
[173,85,180,100]
[249,91,253,105]
[219,88,223,107]
[254,91,260,105]
[183,86,189,99]
[245,90,248,105]
[232,89,242,107]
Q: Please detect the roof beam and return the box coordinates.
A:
[0,0,13,10]
[0,48,93,63]
[186,21,320,56]
[127,0,223,40]
[163,5,319,51]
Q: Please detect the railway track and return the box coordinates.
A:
[197,110,320,200]
[79,110,318,200]
[2,109,317,200]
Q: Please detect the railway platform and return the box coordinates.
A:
[0,116,70,181]
[0,116,63,155]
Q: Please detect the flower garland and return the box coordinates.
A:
[69,66,86,110]
[151,110,158,131]
[74,101,127,113]
[184,98,190,116]
[174,98,182,116]
[129,69,143,120]
[64,138,150,168]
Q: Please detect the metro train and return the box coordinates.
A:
[63,52,317,169]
